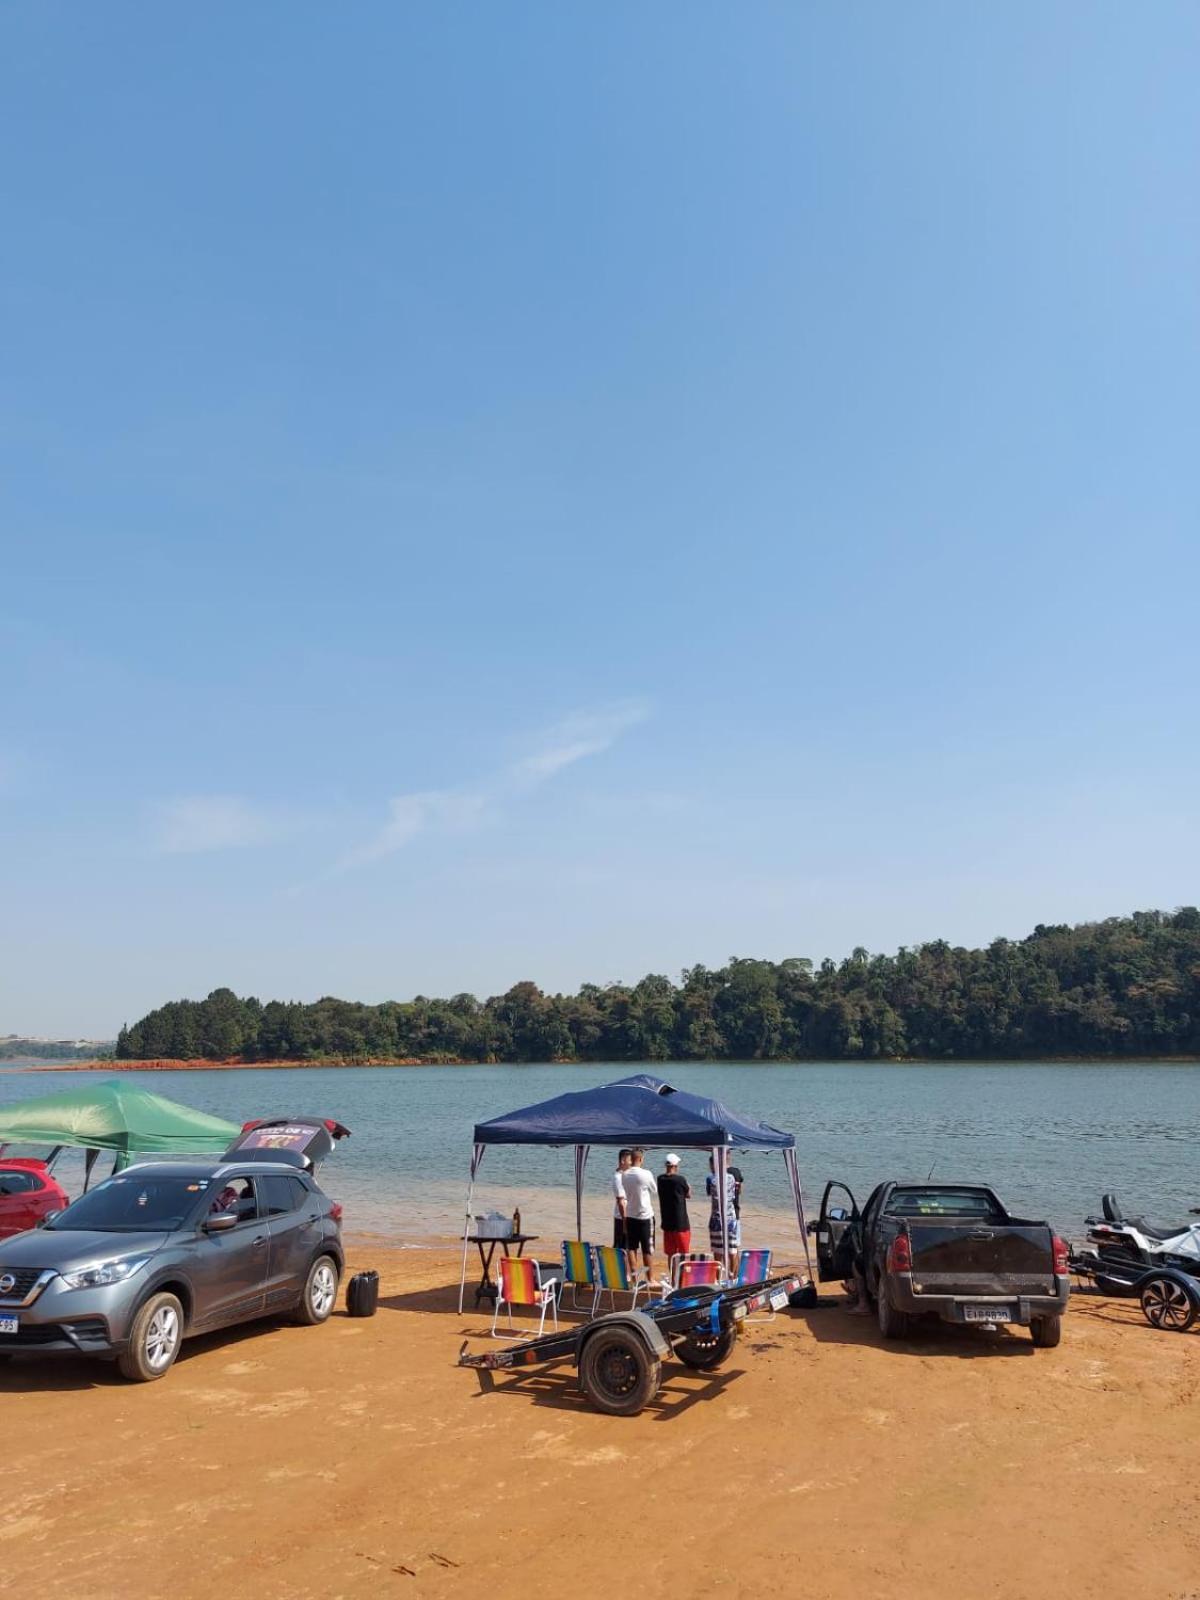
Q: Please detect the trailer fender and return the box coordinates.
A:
[575,1310,669,1367]
[1128,1266,1200,1303]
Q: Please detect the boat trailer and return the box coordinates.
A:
[458,1272,803,1416]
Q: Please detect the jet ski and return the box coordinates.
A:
[1071,1193,1200,1331]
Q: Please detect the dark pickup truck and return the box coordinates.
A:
[813,1180,1071,1347]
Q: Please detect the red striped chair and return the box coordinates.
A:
[490,1256,560,1339]
[658,1253,723,1298]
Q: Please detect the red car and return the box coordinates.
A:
[0,1159,69,1238]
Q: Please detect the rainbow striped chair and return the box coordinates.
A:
[490,1255,560,1339]
[735,1247,775,1320]
[593,1244,652,1312]
[560,1240,600,1314]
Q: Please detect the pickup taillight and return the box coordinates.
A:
[1052,1234,1069,1275]
[887,1231,912,1273]
[330,1201,344,1225]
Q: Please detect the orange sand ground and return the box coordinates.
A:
[4,1245,1198,1600]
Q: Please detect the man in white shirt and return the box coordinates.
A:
[611,1148,632,1250]
[620,1147,658,1279]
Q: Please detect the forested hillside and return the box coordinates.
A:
[0,1036,113,1062]
[113,910,1200,1063]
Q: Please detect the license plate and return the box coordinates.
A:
[769,1289,789,1310]
[963,1303,1012,1323]
[0,1316,18,1335]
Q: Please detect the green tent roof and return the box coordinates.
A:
[0,1077,240,1158]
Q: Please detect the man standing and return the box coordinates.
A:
[707,1155,740,1274]
[657,1154,691,1267]
[620,1147,658,1280]
[611,1148,632,1251]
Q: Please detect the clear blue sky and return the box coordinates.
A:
[3,3,1197,1038]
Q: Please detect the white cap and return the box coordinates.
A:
[665,1152,681,1165]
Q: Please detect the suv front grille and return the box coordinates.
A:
[0,1268,53,1305]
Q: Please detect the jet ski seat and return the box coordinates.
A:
[1127,1216,1191,1242]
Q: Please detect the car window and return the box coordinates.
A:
[885,1189,1004,1220]
[49,1175,212,1232]
[0,1170,43,1195]
[287,1178,310,1211]
[208,1177,259,1222]
[261,1175,298,1217]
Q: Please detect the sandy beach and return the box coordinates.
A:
[4,1244,1197,1600]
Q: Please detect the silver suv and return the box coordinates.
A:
[0,1158,343,1381]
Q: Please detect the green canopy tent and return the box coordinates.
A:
[0,1077,241,1184]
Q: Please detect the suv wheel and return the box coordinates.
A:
[118,1291,184,1382]
[294,1254,339,1325]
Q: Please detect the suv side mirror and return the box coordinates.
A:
[39,1209,62,1228]
[828,1206,850,1222]
[205,1210,239,1233]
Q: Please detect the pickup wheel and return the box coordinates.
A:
[1029,1315,1063,1348]
[1140,1278,1197,1333]
[675,1324,738,1370]
[876,1286,911,1341]
[579,1327,662,1416]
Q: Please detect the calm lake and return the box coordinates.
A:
[2,1061,1195,1246]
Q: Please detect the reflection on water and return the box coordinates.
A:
[2,1060,1197,1240]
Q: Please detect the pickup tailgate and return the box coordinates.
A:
[907,1221,1056,1297]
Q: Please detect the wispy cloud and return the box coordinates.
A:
[343,699,651,869]
[154,795,290,854]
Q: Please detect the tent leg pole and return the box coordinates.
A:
[457,1169,477,1316]
[574,1145,589,1242]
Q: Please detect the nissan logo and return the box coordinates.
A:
[0,1274,15,1295]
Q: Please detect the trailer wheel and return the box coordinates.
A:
[675,1324,738,1371]
[1140,1278,1198,1333]
[579,1327,662,1416]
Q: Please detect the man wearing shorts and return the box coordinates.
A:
[620,1147,657,1279]
[707,1156,740,1272]
[657,1154,692,1265]
[611,1148,632,1250]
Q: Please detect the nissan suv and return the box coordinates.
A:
[0,1157,344,1381]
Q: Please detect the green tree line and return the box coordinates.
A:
[114,909,1200,1064]
[0,1037,113,1062]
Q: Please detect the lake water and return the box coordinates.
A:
[2,1061,1196,1247]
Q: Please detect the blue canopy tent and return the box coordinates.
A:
[458,1074,812,1311]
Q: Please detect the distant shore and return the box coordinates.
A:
[13,1052,1200,1073]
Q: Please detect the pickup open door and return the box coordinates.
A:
[813,1181,861,1283]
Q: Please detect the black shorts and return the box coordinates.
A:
[613,1217,627,1249]
[625,1216,654,1256]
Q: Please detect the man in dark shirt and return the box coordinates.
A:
[729,1164,745,1218]
[657,1154,692,1265]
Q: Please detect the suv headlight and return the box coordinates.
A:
[61,1257,150,1290]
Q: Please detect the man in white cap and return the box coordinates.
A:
[657,1153,692,1267]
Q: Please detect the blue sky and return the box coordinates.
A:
[3,3,1198,1037]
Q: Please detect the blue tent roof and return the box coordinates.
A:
[472,1073,794,1149]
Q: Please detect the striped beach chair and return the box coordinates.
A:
[560,1240,599,1314]
[593,1244,651,1312]
[677,1256,723,1289]
[490,1256,560,1339]
[735,1247,775,1320]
